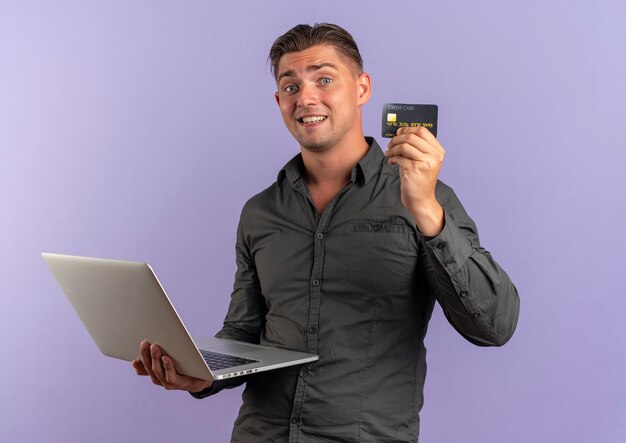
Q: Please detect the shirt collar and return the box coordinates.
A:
[278,137,385,186]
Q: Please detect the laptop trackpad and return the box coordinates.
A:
[209,342,264,356]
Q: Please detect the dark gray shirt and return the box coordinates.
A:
[194,137,519,442]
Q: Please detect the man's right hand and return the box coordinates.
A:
[131,340,214,393]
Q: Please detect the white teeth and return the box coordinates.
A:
[301,116,327,123]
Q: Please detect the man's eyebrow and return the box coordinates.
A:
[277,69,295,82]
[308,62,338,72]
[277,62,338,82]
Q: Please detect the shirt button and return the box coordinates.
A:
[460,290,468,298]
[373,224,383,232]
[312,279,320,286]
[308,326,317,334]
[437,242,446,249]
[299,369,308,378]
[445,259,456,266]
[316,233,324,240]
[472,312,481,318]
[291,417,298,425]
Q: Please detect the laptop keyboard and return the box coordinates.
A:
[200,349,259,371]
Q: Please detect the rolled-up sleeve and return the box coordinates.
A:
[421,181,520,346]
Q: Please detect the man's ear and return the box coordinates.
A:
[357,72,372,105]
[275,91,280,106]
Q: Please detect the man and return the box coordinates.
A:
[132,23,520,442]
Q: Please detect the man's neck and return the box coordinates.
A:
[301,134,369,187]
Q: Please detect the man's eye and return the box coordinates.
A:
[284,85,298,93]
[320,78,333,85]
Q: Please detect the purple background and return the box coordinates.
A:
[2,1,625,442]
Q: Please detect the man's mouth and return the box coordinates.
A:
[297,115,328,124]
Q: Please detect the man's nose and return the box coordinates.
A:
[296,83,318,107]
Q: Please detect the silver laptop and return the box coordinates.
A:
[42,252,318,381]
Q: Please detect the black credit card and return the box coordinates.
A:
[381,103,438,138]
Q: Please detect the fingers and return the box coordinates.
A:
[387,128,442,151]
[396,125,439,145]
[150,346,176,390]
[385,139,444,166]
[389,126,441,151]
[159,354,214,392]
[385,127,444,165]
[134,341,214,393]
[386,143,434,163]
[141,342,180,390]
[161,355,184,389]
[149,344,172,388]
[131,359,149,376]
[387,154,426,170]
[138,340,163,386]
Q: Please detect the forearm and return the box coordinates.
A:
[423,182,520,346]
[423,215,519,346]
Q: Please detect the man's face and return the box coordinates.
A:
[274,44,371,153]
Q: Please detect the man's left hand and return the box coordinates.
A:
[384,126,445,236]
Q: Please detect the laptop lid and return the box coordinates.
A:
[42,252,318,381]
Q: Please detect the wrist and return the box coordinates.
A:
[409,200,444,237]
[190,379,214,395]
